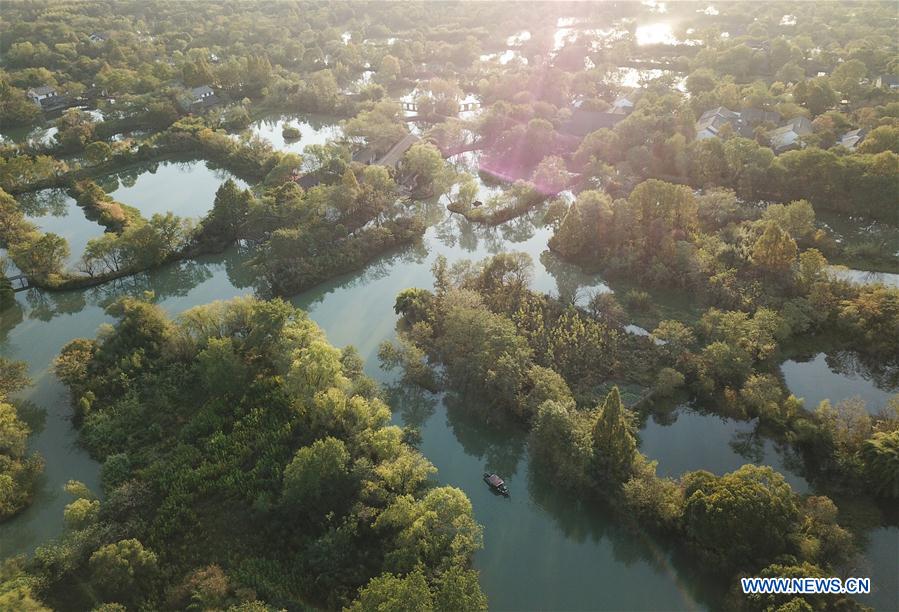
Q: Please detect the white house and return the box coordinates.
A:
[27,85,58,105]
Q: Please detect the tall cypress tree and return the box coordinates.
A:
[591,386,636,483]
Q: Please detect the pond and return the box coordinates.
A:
[0,124,58,147]
[781,352,898,414]
[0,245,257,555]
[830,266,899,289]
[2,190,896,609]
[244,113,342,155]
[100,159,249,219]
[610,66,687,91]
[639,406,809,493]
[818,211,899,273]
[17,188,108,269]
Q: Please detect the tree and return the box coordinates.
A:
[89,539,159,605]
[683,465,799,568]
[531,155,569,194]
[857,125,899,154]
[201,179,251,242]
[348,570,433,612]
[84,141,112,166]
[434,566,488,611]
[591,387,636,483]
[401,142,451,196]
[761,200,815,241]
[751,222,797,274]
[378,55,401,83]
[282,437,352,517]
[518,365,572,421]
[9,232,70,281]
[829,59,867,99]
[863,430,899,498]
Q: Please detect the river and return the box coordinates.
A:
[2,160,897,609]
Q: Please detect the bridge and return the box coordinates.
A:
[8,274,30,292]
[401,100,480,114]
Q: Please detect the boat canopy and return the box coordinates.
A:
[486,474,504,487]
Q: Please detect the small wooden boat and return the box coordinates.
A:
[483,472,509,496]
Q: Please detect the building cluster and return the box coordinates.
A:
[694,105,869,153]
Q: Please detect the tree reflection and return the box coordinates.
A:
[17,188,69,217]
[384,382,437,430]
[443,391,526,478]
[24,287,86,321]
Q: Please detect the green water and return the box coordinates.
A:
[1,180,897,608]
[245,113,342,155]
[639,406,809,493]
[781,352,898,414]
[17,188,109,269]
[99,159,249,219]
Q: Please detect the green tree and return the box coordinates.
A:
[683,465,799,568]
[862,430,899,498]
[201,179,251,242]
[9,232,70,281]
[751,222,798,274]
[89,539,159,606]
[857,125,899,154]
[282,437,352,517]
[84,141,112,166]
[591,387,637,483]
[379,55,401,83]
[434,566,488,611]
[348,570,433,612]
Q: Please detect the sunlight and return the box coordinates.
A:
[636,22,677,46]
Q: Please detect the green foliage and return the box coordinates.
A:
[281,437,352,518]
[0,358,43,522]
[45,297,482,609]
[89,539,159,607]
[683,465,799,568]
[591,387,637,483]
[862,430,899,498]
[348,570,434,612]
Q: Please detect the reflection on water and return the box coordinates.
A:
[405,388,712,611]
[639,406,809,492]
[0,245,256,556]
[611,66,687,91]
[852,526,899,611]
[101,159,248,219]
[244,113,342,155]
[17,189,108,269]
[781,352,898,414]
[830,266,899,289]
[2,191,896,608]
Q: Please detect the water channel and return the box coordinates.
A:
[2,143,897,610]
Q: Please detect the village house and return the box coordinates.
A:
[695,106,782,140]
[177,84,221,113]
[838,127,867,150]
[26,85,68,112]
[694,106,742,139]
[766,116,813,153]
[875,74,899,90]
[611,94,635,115]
